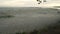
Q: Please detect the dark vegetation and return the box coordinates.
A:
[0,11,14,18]
[16,20,60,34]
[0,15,14,18]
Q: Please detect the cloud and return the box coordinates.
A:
[0,0,60,7]
[0,0,37,7]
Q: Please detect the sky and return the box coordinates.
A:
[0,0,60,7]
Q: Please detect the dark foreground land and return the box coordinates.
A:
[16,20,60,34]
[0,7,60,34]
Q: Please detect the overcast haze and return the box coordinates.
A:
[0,0,60,7]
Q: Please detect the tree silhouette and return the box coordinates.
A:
[36,0,46,4]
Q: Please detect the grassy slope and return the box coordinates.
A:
[16,20,60,34]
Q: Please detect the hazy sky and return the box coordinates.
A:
[0,0,60,7]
